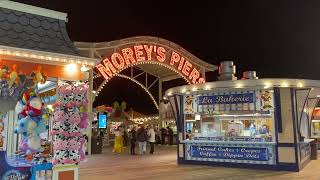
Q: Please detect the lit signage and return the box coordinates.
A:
[190,145,271,161]
[198,93,255,105]
[96,44,205,84]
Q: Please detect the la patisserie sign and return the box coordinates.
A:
[198,93,255,105]
[96,44,205,84]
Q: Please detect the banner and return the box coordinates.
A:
[190,145,270,161]
[198,93,255,105]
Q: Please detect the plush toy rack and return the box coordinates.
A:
[51,82,89,180]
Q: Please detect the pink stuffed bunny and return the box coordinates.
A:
[79,112,89,129]
[68,112,81,125]
[53,139,68,151]
[68,138,80,151]
[53,111,66,123]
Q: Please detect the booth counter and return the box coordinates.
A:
[166,78,320,171]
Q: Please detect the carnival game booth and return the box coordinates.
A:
[166,63,319,172]
[0,1,97,179]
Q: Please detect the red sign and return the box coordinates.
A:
[96,44,205,84]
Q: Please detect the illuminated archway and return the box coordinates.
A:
[96,73,159,109]
[75,36,217,104]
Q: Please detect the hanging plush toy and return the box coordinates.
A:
[9,64,19,87]
[15,89,48,155]
[0,64,9,80]
[30,65,47,87]
[21,97,44,120]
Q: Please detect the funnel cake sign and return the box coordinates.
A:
[96,44,205,84]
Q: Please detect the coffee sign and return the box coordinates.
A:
[190,145,270,161]
[198,93,255,105]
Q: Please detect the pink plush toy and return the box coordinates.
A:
[73,84,88,106]
[79,137,86,161]
[79,112,88,129]
[53,139,68,151]
[68,112,81,125]
[53,111,66,123]
[68,138,80,151]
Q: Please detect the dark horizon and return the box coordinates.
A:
[15,0,320,114]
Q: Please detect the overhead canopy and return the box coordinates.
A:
[0,1,98,66]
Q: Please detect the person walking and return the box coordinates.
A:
[147,125,156,154]
[113,126,124,154]
[129,126,137,155]
[160,127,167,145]
[167,126,174,145]
[136,125,148,155]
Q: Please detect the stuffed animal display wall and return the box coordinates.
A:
[51,83,89,165]
[14,90,48,154]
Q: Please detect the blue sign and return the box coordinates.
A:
[98,114,107,129]
[198,93,255,105]
[190,145,270,161]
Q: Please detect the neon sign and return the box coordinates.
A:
[96,44,205,84]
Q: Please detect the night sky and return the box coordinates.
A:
[15,0,320,114]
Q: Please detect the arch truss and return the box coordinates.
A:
[75,36,217,109]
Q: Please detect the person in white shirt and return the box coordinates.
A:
[147,125,156,154]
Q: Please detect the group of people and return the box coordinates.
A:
[129,125,155,155]
[113,125,175,155]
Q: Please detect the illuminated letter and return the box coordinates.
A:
[134,45,145,61]
[188,68,200,84]
[122,48,136,65]
[156,47,166,62]
[143,45,153,60]
[103,58,117,73]
[178,57,185,70]
[182,60,192,76]
[111,53,125,70]
[170,51,180,65]
[198,77,206,84]
[96,64,111,80]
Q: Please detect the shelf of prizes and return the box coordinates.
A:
[0,58,96,180]
[166,78,320,172]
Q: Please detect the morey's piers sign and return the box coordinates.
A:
[96,43,206,84]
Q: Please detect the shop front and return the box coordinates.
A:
[166,78,320,171]
[0,1,98,179]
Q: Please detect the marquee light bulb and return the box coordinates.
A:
[66,63,77,72]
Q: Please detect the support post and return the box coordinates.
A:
[87,48,95,155]
[158,78,163,128]
[202,68,206,81]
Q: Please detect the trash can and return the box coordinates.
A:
[310,141,318,160]
[91,135,103,154]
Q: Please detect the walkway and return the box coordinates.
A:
[79,146,320,180]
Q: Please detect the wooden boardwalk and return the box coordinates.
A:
[79,146,320,180]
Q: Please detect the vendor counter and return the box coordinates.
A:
[181,140,276,165]
[178,139,313,171]
[166,78,320,171]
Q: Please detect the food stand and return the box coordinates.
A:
[166,78,320,171]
